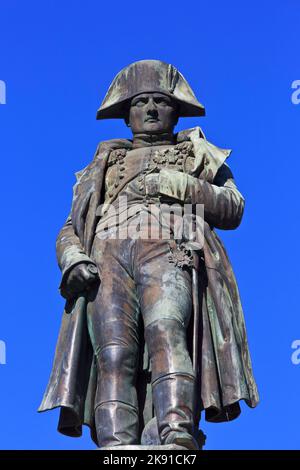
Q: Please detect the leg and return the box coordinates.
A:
[136,239,199,449]
[87,238,141,447]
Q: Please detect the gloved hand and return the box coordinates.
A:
[145,169,189,201]
[62,262,99,299]
[158,169,189,201]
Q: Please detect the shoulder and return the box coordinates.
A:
[74,138,133,183]
[177,127,233,181]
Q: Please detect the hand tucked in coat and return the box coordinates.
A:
[63,262,99,299]
[145,169,189,200]
[145,166,245,230]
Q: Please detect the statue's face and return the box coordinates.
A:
[128,92,178,134]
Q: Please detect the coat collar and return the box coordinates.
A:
[74,126,231,186]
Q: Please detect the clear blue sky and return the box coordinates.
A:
[0,0,299,450]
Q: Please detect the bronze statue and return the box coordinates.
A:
[39,60,259,449]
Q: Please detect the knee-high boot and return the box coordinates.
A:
[95,401,139,447]
[151,372,199,449]
[144,318,199,450]
[94,343,140,447]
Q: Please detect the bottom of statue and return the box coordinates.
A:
[96,416,206,450]
[99,445,189,450]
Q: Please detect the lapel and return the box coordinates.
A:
[71,139,132,254]
[177,127,231,183]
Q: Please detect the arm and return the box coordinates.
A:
[56,214,98,299]
[147,163,245,230]
[187,163,245,230]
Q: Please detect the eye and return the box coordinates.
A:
[155,97,170,106]
[132,98,147,107]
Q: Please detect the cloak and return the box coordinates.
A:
[38,127,259,444]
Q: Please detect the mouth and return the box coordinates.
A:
[145,118,160,123]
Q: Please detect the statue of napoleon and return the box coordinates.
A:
[39,60,259,450]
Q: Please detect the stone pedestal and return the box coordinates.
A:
[100,445,188,450]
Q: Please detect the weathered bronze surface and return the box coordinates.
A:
[39,60,259,449]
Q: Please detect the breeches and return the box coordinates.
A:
[87,235,194,446]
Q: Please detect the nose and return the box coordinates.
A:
[145,97,158,116]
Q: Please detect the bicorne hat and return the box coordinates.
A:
[96,60,205,120]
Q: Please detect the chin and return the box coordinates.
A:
[143,123,165,133]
